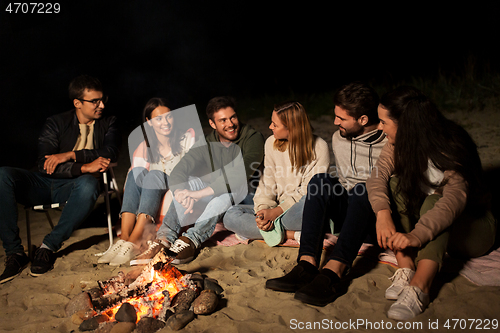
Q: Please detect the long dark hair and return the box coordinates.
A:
[142,97,183,163]
[380,86,485,221]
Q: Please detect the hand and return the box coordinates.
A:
[174,189,196,214]
[255,210,273,231]
[388,232,420,251]
[255,207,283,231]
[174,189,191,204]
[181,196,196,215]
[44,151,75,174]
[174,187,215,214]
[81,157,110,174]
[375,209,396,249]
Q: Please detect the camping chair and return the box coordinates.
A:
[24,163,121,259]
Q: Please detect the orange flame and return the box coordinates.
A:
[101,264,190,323]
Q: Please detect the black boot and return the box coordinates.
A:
[266,260,318,292]
[294,268,341,306]
[0,252,30,284]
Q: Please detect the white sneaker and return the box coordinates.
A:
[387,286,430,320]
[97,239,126,264]
[130,239,170,266]
[385,268,415,300]
[109,241,139,266]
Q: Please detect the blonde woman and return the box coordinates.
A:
[224,101,329,244]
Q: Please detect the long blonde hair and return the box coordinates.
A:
[273,101,316,172]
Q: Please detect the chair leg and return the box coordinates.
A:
[108,167,122,206]
[45,211,55,229]
[103,172,114,252]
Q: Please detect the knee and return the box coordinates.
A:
[0,166,15,183]
[309,173,328,186]
[127,167,147,186]
[75,175,100,199]
[307,174,327,197]
[223,206,242,228]
[143,170,167,189]
[389,176,399,193]
[420,194,441,216]
[307,173,342,198]
[448,211,497,258]
[128,167,145,180]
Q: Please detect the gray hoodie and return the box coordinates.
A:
[331,128,387,191]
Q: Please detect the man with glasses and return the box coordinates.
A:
[0,75,120,282]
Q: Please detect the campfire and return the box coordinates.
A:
[66,249,222,332]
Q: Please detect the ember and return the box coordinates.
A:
[99,262,190,322]
[67,248,222,332]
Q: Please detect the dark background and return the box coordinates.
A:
[1,1,499,169]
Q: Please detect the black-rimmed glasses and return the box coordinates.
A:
[79,96,108,107]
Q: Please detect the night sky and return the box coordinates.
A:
[1,1,499,168]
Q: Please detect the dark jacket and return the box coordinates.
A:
[169,123,264,199]
[205,123,264,182]
[37,109,121,178]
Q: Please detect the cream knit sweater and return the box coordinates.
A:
[254,135,330,212]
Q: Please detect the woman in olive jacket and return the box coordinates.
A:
[367,86,496,321]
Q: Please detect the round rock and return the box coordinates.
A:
[115,302,137,323]
[193,289,219,315]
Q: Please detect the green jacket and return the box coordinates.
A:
[205,123,265,181]
[169,123,264,197]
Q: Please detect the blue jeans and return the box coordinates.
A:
[239,191,255,205]
[121,168,168,222]
[298,173,377,268]
[223,196,306,239]
[0,166,100,255]
[157,178,233,248]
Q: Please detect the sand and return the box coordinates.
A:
[1,109,499,333]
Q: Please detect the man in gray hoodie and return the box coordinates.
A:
[266,82,387,306]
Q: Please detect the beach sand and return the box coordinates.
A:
[1,109,499,333]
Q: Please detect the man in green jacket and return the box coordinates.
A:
[151,96,264,264]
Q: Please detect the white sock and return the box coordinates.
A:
[294,231,301,243]
[40,243,54,252]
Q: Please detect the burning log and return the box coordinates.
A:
[69,247,223,332]
[97,271,127,295]
[91,291,127,312]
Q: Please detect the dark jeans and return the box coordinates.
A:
[298,173,377,269]
[0,166,100,255]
